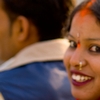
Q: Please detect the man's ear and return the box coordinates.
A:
[12,16,30,42]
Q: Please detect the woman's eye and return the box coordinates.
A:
[69,40,77,48]
[89,46,100,53]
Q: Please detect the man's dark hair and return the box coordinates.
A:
[67,0,100,32]
[3,0,73,41]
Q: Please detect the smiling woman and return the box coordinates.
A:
[64,0,100,100]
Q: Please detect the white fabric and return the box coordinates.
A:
[0,39,69,72]
[0,93,4,100]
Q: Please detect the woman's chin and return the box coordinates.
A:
[71,88,99,100]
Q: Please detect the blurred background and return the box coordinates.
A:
[75,0,84,5]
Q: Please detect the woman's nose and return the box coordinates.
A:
[69,48,86,69]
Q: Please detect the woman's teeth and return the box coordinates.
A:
[72,74,92,82]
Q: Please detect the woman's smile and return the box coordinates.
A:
[71,70,93,86]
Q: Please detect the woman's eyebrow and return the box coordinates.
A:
[67,33,75,39]
[85,38,100,41]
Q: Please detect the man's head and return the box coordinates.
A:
[0,0,73,63]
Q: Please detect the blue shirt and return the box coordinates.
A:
[0,61,74,100]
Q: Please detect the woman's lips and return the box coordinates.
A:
[70,70,94,86]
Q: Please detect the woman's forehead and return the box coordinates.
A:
[73,0,96,24]
[72,12,97,27]
[69,13,100,39]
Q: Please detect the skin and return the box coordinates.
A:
[0,0,39,64]
[64,12,100,100]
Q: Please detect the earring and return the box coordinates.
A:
[79,62,83,71]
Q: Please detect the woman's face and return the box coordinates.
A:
[64,12,100,100]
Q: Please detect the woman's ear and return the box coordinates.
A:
[12,16,30,42]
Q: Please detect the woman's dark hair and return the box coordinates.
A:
[67,0,100,32]
[2,0,73,41]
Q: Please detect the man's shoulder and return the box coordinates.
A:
[0,61,67,87]
[0,61,74,100]
[0,61,63,100]
[0,61,65,76]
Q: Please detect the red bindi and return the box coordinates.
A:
[77,41,81,48]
